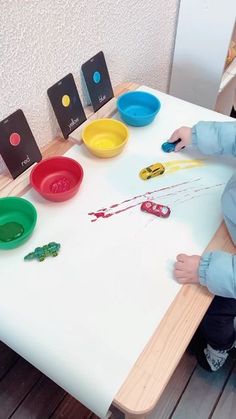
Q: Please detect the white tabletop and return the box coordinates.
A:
[0,86,234,418]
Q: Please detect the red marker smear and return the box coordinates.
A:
[88,179,223,222]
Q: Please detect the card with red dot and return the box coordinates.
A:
[0,109,42,179]
[81,51,114,112]
[47,73,86,139]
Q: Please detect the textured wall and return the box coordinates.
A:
[0,0,179,172]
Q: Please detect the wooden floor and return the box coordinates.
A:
[1,341,236,419]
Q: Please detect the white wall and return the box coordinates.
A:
[169,0,236,109]
[0,0,179,174]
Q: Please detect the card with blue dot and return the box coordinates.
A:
[81,51,114,112]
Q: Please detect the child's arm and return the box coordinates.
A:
[174,251,236,298]
[172,123,236,296]
[222,173,236,244]
[199,251,236,297]
[192,122,236,155]
[174,178,236,297]
[169,122,236,155]
[174,176,236,298]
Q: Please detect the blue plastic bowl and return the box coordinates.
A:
[117,91,161,127]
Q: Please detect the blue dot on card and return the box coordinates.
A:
[93,71,101,84]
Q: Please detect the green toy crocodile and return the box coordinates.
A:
[24,242,61,262]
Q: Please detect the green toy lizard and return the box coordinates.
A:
[24,242,61,262]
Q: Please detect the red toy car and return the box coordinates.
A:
[141,201,171,218]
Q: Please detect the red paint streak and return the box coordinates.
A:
[88,179,224,222]
[88,179,202,222]
[90,212,113,222]
[89,203,141,222]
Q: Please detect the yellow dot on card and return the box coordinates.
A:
[62,95,70,107]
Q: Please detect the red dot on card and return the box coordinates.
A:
[9,132,21,146]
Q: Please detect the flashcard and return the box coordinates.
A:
[81,51,114,112]
[0,109,42,179]
[47,73,86,139]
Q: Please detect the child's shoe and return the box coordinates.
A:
[197,344,229,372]
[187,331,236,372]
[196,342,236,372]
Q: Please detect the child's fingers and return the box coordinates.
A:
[176,253,188,262]
[169,129,180,143]
[174,271,189,283]
[175,261,185,270]
[176,278,187,284]
[174,268,189,278]
[174,141,184,152]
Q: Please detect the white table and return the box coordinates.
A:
[0,83,235,419]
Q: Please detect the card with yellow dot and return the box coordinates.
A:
[47,73,86,139]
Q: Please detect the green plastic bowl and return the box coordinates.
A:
[0,197,37,250]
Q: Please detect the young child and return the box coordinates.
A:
[169,121,236,372]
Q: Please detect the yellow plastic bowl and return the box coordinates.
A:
[82,118,129,158]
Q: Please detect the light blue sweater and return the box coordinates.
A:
[191,121,236,298]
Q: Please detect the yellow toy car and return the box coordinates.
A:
[139,163,165,180]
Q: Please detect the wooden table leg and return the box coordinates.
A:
[124,414,146,419]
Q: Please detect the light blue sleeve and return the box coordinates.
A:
[192,121,236,155]
[199,251,236,298]
[193,121,236,297]
[221,173,236,245]
[198,170,236,298]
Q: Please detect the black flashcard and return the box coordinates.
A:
[0,109,42,179]
[47,73,86,139]
[81,51,114,112]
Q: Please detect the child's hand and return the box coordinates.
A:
[174,253,200,284]
[169,126,192,151]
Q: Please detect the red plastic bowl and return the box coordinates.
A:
[30,156,84,202]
